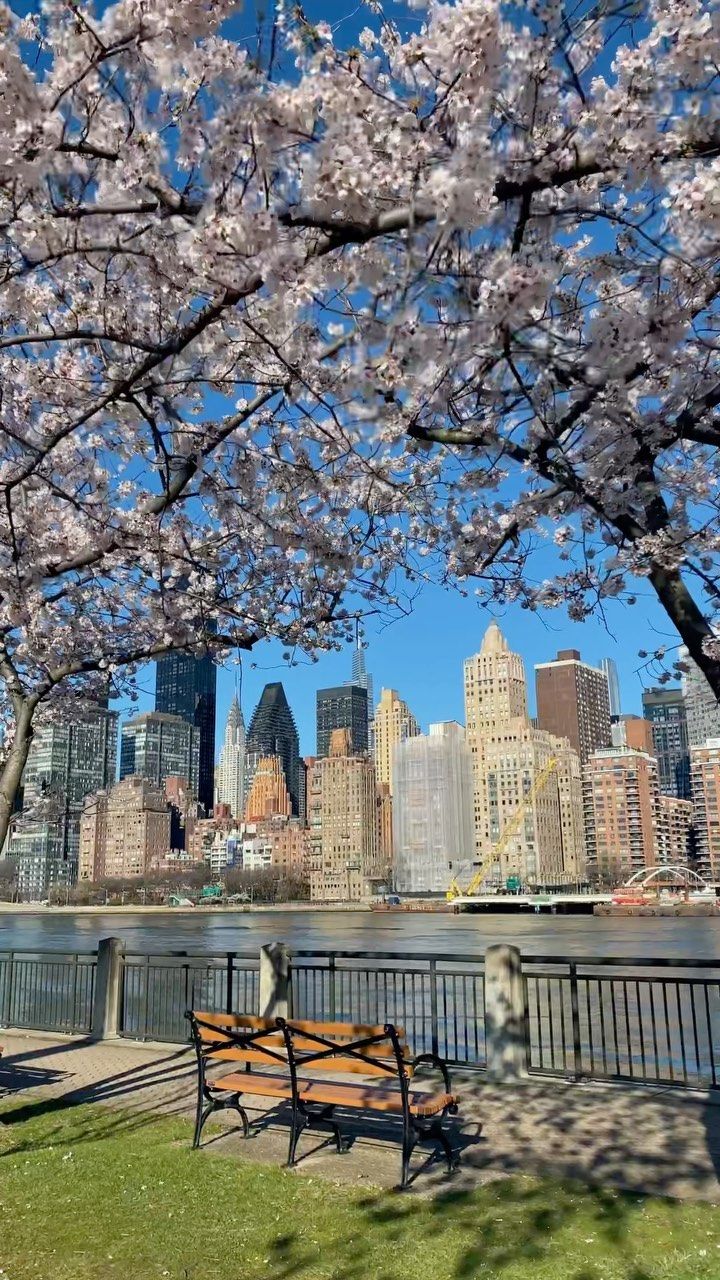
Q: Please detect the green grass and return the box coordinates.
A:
[2,1099,720,1280]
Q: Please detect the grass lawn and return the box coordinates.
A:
[2,1099,720,1280]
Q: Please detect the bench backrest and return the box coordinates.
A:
[279,1018,411,1080]
[187,1010,289,1071]
[187,1011,412,1078]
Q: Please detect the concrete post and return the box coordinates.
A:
[91,936,124,1039]
[259,942,291,1019]
[484,944,528,1080]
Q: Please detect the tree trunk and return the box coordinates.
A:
[0,702,36,856]
[649,564,720,701]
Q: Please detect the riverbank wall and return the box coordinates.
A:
[595,901,718,917]
[0,901,372,915]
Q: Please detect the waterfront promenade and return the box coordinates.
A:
[3,1028,720,1200]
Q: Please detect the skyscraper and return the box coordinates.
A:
[601,658,622,718]
[155,650,217,813]
[316,685,368,757]
[9,707,118,898]
[307,728,381,900]
[641,687,690,798]
[244,755,292,822]
[215,692,246,818]
[373,688,421,794]
[79,776,170,881]
[346,628,374,731]
[465,621,528,731]
[583,746,690,883]
[464,623,585,884]
[245,682,300,815]
[120,712,199,795]
[392,722,475,894]
[681,649,720,746]
[690,740,720,879]
[535,649,611,763]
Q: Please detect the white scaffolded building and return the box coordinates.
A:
[392,722,475,894]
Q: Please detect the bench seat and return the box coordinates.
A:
[211,1070,455,1117]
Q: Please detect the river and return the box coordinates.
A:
[2,908,720,958]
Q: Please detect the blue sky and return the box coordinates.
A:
[222,582,677,756]
[126,573,678,758]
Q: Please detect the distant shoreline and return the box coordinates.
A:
[0,901,371,915]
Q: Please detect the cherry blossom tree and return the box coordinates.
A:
[1,0,719,848]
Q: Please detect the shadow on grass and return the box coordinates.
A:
[264,1176,668,1280]
[0,1092,167,1154]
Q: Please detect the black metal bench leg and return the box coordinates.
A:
[331,1118,350,1154]
[231,1094,250,1138]
[287,1104,307,1167]
[400,1120,418,1190]
[193,1101,216,1150]
[433,1120,458,1175]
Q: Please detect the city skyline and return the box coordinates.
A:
[116,588,681,762]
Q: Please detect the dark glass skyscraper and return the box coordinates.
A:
[155,651,217,813]
[246,682,300,815]
[642,686,691,799]
[316,685,369,757]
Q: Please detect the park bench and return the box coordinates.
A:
[186,1010,460,1189]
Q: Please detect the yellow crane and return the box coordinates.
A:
[447,756,559,901]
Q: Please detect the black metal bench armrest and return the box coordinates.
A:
[411,1052,452,1093]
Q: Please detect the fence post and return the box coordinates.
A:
[259,943,291,1019]
[569,961,583,1079]
[1,952,14,1026]
[484,944,528,1080]
[91,937,124,1040]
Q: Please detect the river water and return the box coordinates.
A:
[2,908,720,958]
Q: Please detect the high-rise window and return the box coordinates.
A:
[155,651,217,813]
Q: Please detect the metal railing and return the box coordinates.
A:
[116,949,485,1062]
[0,950,96,1034]
[3,945,720,1093]
[524,956,720,1089]
[119,951,260,1042]
[292,951,486,1065]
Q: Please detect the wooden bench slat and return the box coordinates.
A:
[190,1013,274,1034]
[213,1071,454,1118]
[206,1048,411,1076]
[284,1019,405,1040]
[191,1013,405,1042]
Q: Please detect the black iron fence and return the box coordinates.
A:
[119,951,260,1042]
[2,946,720,1092]
[0,950,96,1034]
[291,951,485,1064]
[525,956,720,1090]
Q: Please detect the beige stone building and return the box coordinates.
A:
[690,740,720,879]
[657,794,694,867]
[373,688,420,794]
[376,783,393,872]
[478,724,566,886]
[244,755,292,823]
[261,817,311,874]
[553,738,587,882]
[308,728,381,901]
[79,776,170,881]
[463,623,585,885]
[583,748,662,883]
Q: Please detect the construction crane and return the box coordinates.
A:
[447,756,559,901]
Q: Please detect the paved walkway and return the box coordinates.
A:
[3,1029,720,1199]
